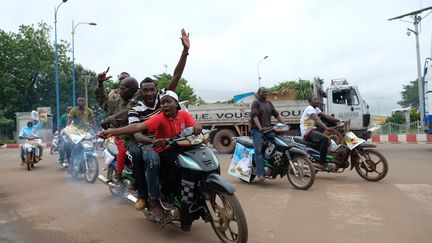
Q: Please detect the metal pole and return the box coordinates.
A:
[414,16,425,127]
[72,19,76,107]
[54,0,67,130]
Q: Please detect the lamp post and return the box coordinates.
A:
[54,0,68,130]
[257,56,269,88]
[72,20,97,106]
[389,6,432,127]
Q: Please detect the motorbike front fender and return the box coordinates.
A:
[205,174,236,194]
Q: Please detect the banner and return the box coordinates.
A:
[228,143,254,182]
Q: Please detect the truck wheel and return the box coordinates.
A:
[213,129,236,154]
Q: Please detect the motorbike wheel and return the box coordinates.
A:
[85,156,99,183]
[107,165,126,197]
[209,190,248,243]
[353,149,388,182]
[287,155,315,190]
[26,152,32,171]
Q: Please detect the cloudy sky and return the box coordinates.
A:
[1,0,432,115]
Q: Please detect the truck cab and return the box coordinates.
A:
[325,79,371,139]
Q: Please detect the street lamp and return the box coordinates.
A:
[71,20,97,106]
[257,56,269,88]
[54,0,68,130]
[389,6,432,127]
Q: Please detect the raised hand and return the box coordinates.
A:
[97,67,112,83]
[180,28,190,50]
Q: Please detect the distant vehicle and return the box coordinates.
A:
[188,79,371,153]
[423,58,432,134]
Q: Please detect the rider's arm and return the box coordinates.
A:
[319,113,340,123]
[166,29,190,91]
[252,117,264,131]
[251,101,264,131]
[311,113,329,130]
[133,133,153,144]
[270,103,284,124]
[108,123,148,137]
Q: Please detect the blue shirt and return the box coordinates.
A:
[19,126,39,138]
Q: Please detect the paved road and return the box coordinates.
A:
[0,144,431,243]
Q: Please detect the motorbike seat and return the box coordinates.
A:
[235,137,254,148]
[293,136,319,149]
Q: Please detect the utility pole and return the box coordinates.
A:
[389,6,432,127]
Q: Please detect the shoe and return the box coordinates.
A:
[324,163,336,172]
[257,176,265,183]
[135,198,147,210]
[148,200,167,223]
[59,159,64,165]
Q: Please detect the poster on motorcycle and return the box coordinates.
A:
[228,143,254,182]
[343,131,365,150]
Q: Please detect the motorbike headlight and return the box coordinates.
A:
[186,134,205,145]
[27,147,33,152]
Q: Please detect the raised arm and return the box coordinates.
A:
[99,122,148,139]
[166,28,190,91]
[95,67,113,112]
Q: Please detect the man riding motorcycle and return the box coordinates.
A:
[300,96,340,170]
[63,97,97,167]
[98,91,202,229]
[18,120,43,165]
[97,28,190,215]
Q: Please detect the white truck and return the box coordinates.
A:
[188,79,371,153]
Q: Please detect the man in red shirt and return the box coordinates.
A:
[98,90,202,225]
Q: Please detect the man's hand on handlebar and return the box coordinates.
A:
[153,138,167,147]
[97,129,113,139]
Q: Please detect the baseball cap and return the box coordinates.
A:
[160,90,181,110]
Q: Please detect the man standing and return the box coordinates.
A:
[250,87,285,183]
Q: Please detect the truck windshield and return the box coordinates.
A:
[332,89,359,106]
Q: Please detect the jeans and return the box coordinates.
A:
[159,150,180,196]
[128,143,148,198]
[59,135,66,161]
[305,131,329,165]
[251,128,275,176]
[142,145,161,200]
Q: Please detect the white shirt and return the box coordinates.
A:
[300,105,321,137]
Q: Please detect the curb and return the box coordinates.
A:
[371,134,432,144]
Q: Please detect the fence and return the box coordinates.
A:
[372,121,425,135]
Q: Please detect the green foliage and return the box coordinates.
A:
[268,79,314,99]
[386,113,406,124]
[103,79,120,93]
[0,22,98,137]
[398,80,419,108]
[153,73,203,105]
[410,108,420,122]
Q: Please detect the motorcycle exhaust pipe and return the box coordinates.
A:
[97,175,117,188]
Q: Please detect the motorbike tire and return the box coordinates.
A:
[209,190,248,243]
[85,156,99,183]
[26,152,32,171]
[353,149,388,182]
[50,146,53,154]
[107,165,126,197]
[287,155,315,190]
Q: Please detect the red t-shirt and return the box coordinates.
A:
[144,110,196,152]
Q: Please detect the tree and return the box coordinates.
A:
[0,22,98,137]
[398,80,419,108]
[153,73,203,105]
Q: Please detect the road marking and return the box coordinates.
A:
[395,184,432,215]
[326,184,383,230]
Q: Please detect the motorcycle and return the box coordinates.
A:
[99,128,248,243]
[233,123,316,190]
[50,131,59,154]
[98,137,135,198]
[22,136,42,171]
[294,122,388,182]
[63,125,99,183]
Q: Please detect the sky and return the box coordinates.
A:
[1,0,432,115]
